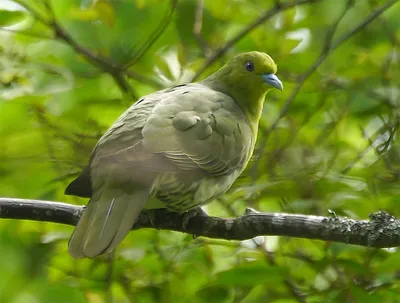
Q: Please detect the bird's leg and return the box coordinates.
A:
[181,207,208,229]
[137,210,159,229]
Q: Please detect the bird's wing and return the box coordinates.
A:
[65,90,166,197]
[141,83,253,177]
[65,83,253,197]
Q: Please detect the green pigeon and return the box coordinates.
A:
[66,51,283,258]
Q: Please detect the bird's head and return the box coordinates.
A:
[203,51,283,124]
[224,51,283,92]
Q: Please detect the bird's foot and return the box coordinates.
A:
[244,207,260,215]
[328,209,337,217]
[182,207,208,229]
[146,211,158,227]
[137,210,158,228]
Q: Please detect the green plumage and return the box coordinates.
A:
[66,51,282,258]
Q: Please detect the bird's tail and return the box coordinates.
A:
[68,186,150,258]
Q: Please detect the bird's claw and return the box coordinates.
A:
[328,209,337,217]
[244,207,259,215]
[182,207,208,229]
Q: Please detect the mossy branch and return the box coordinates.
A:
[0,198,399,248]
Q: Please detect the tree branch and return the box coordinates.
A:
[0,198,399,248]
[122,0,178,70]
[11,1,163,95]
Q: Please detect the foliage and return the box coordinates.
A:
[1,0,400,302]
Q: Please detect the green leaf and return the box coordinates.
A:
[215,262,286,286]
[0,9,27,26]
[350,286,381,303]
[93,0,116,27]
[196,286,233,303]
[377,250,400,273]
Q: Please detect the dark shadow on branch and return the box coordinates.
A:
[0,198,399,248]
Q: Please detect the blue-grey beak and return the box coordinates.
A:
[262,73,283,91]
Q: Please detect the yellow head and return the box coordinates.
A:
[203,51,283,125]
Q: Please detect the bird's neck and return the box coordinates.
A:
[201,76,266,133]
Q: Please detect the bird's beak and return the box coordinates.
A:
[262,73,283,91]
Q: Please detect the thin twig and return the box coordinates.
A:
[264,0,355,138]
[125,70,164,89]
[258,0,399,170]
[49,12,136,98]
[122,0,178,70]
[252,0,353,178]
[191,0,321,81]
[12,0,50,25]
[14,1,139,98]
[193,0,211,57]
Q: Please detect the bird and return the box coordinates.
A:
[65,51,283,258]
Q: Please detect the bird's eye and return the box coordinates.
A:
[245,61,255,72]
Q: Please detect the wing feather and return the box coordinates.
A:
[142,84,253,177]
[67,83,253,198]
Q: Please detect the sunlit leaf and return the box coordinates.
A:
[0,10,27,26]
[215,262,286,286]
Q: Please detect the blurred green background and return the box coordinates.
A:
[1,0,400,302]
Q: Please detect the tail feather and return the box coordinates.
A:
[68,199,97,258]
[68,187,150,258]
